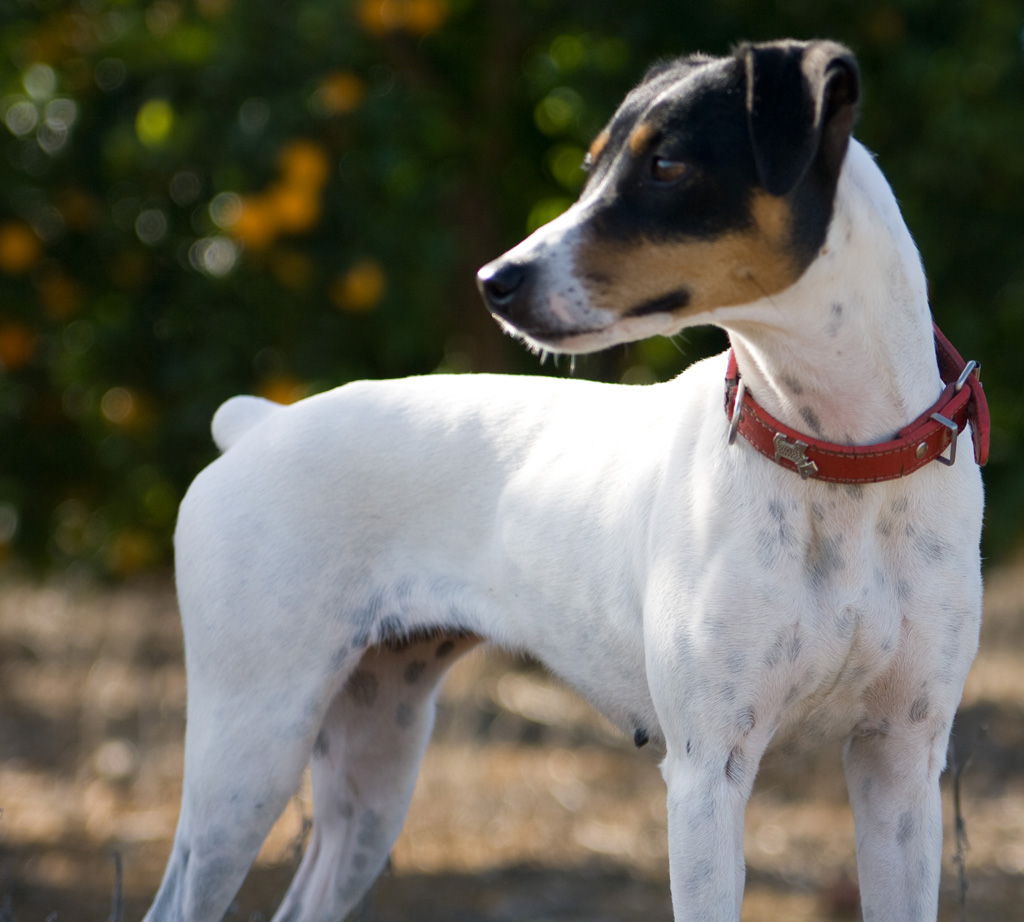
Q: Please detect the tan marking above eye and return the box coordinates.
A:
[750,191,791,245]
[588,129,611,164]
[628,120,658,155]
[573,194,801,317]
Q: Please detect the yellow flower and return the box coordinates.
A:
[0,223,42,275]
[230,197,278,250]
[225,141,331,248]
[268,183,321,234]
[317,72,365,115]
[359,0,448,35]
[258,376,308,405]
[278,140,331,190]
[0,324,36,370]
[37,271,82,319]
[405,0,447,34]
[331,259,386,312]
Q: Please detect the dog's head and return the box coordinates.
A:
[478,39,859,353]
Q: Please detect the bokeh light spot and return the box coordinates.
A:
[136,99,175,147]
[23,63,57,101]
[4,99,38,137]
[101,387,136,425]
[188,237,238,277]
[135,209,168,246]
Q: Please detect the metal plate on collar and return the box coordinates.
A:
[773,432,819,479]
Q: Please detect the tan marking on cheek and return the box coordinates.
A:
[750,191,791,246]
[588,129,611,163]
[574,201,802,317]
[628,120,658,156]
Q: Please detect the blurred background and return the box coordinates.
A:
[1,0,1022,576]
[1,1,1023,920]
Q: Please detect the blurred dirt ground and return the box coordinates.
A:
[1,559,1023,921]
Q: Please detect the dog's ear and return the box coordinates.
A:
[743,40,860,196]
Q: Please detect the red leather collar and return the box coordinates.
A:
[724,324,990,483]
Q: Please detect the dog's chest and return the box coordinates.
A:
[644,481,947,747]
[764,603,899,757]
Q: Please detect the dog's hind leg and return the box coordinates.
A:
[271,631,481,922]
[143,671,328,922]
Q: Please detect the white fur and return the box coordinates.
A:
[144,140,983,922]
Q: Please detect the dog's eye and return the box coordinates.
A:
[582,152,593,173]
[651,157,688,184]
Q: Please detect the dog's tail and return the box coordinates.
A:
[211,395,282,452]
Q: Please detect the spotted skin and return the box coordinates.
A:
[273,633,480,922]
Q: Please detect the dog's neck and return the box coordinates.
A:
[718,141,940,447]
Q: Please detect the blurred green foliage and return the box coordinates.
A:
[0,0,1022,575]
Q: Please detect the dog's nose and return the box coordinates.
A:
[476,259,528,313]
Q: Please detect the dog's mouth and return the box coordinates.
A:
[523,287,692,346]
[499,296,691,354]
[492,315,584,347]
[624,287,692,318]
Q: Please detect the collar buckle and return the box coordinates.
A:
[955,359,979,393]
[727,378,746,446]
[930,412,958,467]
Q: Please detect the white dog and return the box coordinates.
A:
[145,39,988,922]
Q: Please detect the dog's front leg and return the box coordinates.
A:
[661,740,757,921]
[843,725,948,922]
[647,600,767,920]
